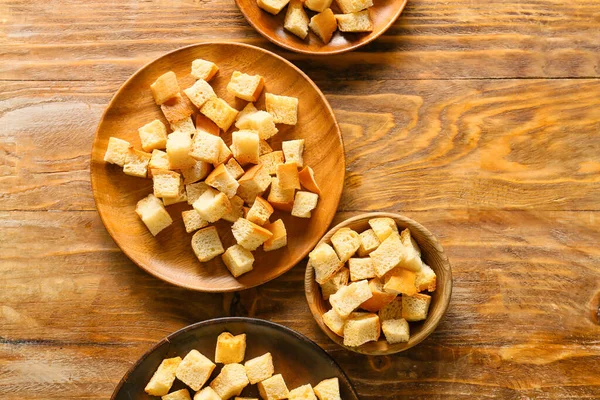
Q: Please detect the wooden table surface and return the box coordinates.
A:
[2,0,599,398]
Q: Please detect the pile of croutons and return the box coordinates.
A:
[103,59,322,279]
[309,217,437,347]
[145,331,342,399]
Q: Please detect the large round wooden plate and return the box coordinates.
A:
[111,317,359,399]
[90,42,344,292]
[235,0,408,55]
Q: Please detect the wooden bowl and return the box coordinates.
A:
[90,42,345,292]
[235,0,408,55]
[111,317,359,399]
[305,212,452,355]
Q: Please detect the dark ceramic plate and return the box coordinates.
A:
[111,317,359,399]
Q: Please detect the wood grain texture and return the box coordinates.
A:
[2,0,600,398]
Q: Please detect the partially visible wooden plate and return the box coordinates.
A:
[235,0,408,55]
[90,42,344,292]
[111,317,359,399]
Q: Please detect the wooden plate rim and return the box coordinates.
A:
[90,41,345,292]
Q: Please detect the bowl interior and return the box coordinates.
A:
[235,0,409,54]
[90,43,345,292]
[305,212,452,355]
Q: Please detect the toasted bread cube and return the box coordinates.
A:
[136,194,173,236]
[236,110,278,140]
[320,267,349,300]
[291,191,318,218]
[224,158,245,180]
[305,0,333,12]
[191,226,224,262]
[370,232,406,277]
[331,227,360,262]
[123,148,151,178]
[152,169,182,198]
[382,318,410,344]
[400,228,421,256]
[170,116,196,136]
[384,269,417,295]
[322,308,347,337]
[162,388,191,400]
[176,350,216,391]
[182,209,208,233]
[399,243,423,272]
[190,131,225,164]
[329,279,372,318]
[289,384,317,400]
[222,244,255,277]
[257,0,290,14]
[227,71,265,102]
[181,161,212,185]
[263,219,287,252]
[259,150,284,175]
[309,243,343,284]
[246,197,274,226]
[149,149,171,175]
[282,139,304,167]
[193,188,232,222]
[222,195,245,223]
[244,352,274,384]
[151,71,180,105]
[232,218,273,250]
[343,312,380,347]
[357,228,380,257]
[335,0,372,13]
[184,79,216,109]
[313,378,340,400]
[235,398,258,400]
[200,97,238,131]
[259,139,273,155]
[104,137,131,166]
[144,356,182,396]
[162,177,187,206]
[284,0,310,39]
[196,113,221,136]
[335,10,373,32]
[257,374,289,400]
[216,139,234,166]
[238,164,272,203]
[309,9,337,44]
[348,257,376,281]
[267,177,295,212]
[191,59,219,81]
[415,263,437,292]
[402,293,431,321]
[161,94,195,124]
[205,164,240,198]
[194,387,222,400]
[265,93,298,125]
[232,130,260,165]
[186,182,211,205]
[378,297,403,321]
[360,278,396,312]
[215,332,246,364]
[167,130,196,169]
[210,363,249,399]
[236,102,258,126]
[368,217,398,242]
[298,166,320,194]
[276,163,301,190]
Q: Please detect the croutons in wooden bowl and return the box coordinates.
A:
[305,212,452,355]
[235,0,408,54]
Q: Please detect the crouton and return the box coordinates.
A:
[384,269,417,296]
[182,209,208,233]
[222,244,255,278]
[313,378,341,400]
[309,243,343,284]
[236,102,259,126]
[161,94,195,124]
[284,0,310,39]
[191,226,224,262]
[359,278,396,312]
[232,130,260,165]
[415,263,437,292]
[149,149,171,175]
[400,228,421,257]
[215,332,246,364]
[222,195,245,223]
[237,164,272,204]
[305,0,333,12]
[378,297,403,321]
[369,232,406,277]
[343,312,380,347]
[382,318,410,344]
[335,10,373,32]
[246,196,273,226]
[184,79,216,109]
[123,148,151,178]
[329,279,372,318]
[196,113,221,136]
[162,177,187,206]
[232,218,273,250]
[291,191,319,218]
[322,308,347,337]
[210,363,249,399]
[181,161,212,185]
[348,257,376,281]
[357,228,380,257]
[152,169,181,198]
[205,163,240,198]
[331,228,360,262]
[298,166,320,194]
[276,163,300,190]
[225,158,245,180]
[368,217,398,242]
[186,182,211,205]
[136,194,173,236]
[259,139,273,155]
[216,138,234,166]
[193,188,232,222]
[257,0,290,14]
[167,130,196,169]
[282,139,304,167]
[144,356,182,396]
[335,0,372,13]
[176,349,216,391]
[170,116,196,136]
[267,177,295,212]
[190,131,226,165]
[263,219,287,251]
[259,150,284,175]
[151,71,180,105]
[257,374,289,400]
[320,267,349,300]
[309,9,337,44]
[402,293,431,321]
[289,384,317,400]
[162,389,191,400]
[265,93,298,125]
[194,387,222,400]
[191,59,219,81]
[244,352,274,384]
[236,110,278,140]
[200,97,238,131]
[104,137,131,167]
[399,242,423,272]
[227,71,265,102]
